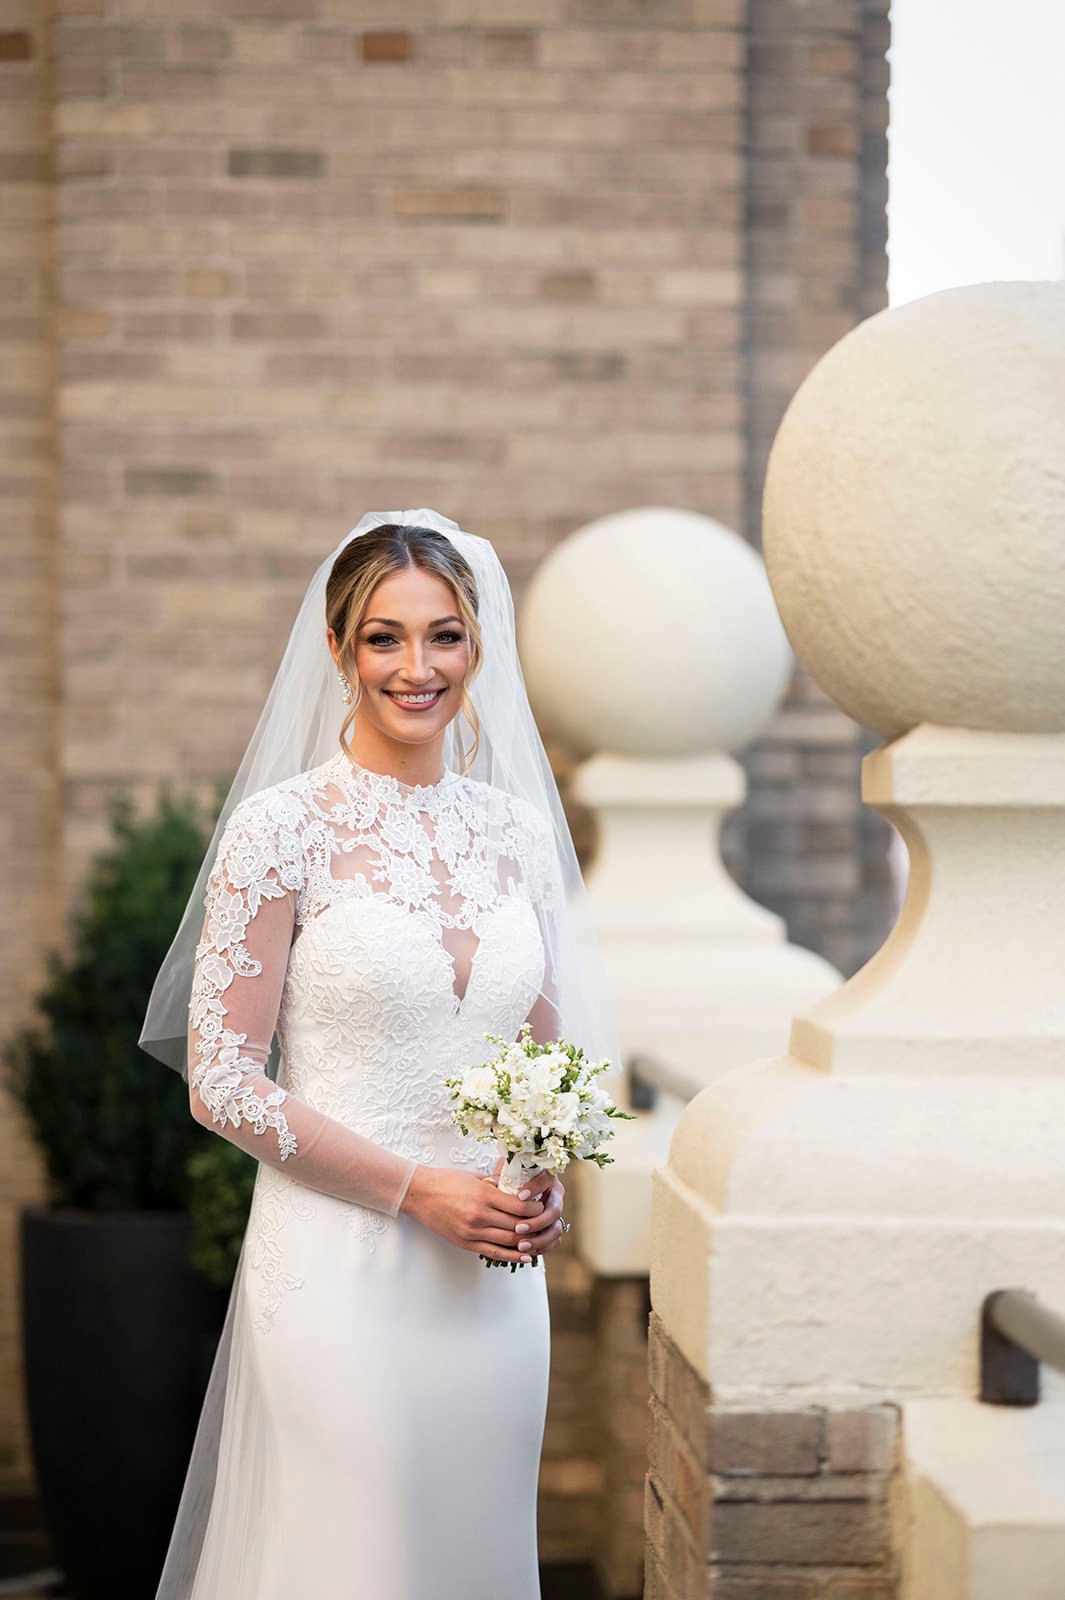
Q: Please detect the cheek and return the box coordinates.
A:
[352,651,385,687]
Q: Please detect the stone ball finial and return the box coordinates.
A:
[517,506,792,759]
[762,280,1065,740]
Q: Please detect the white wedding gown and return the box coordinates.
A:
[157,749,562,1600]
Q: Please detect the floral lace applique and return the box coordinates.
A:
[189,790,307,1158]
[247,1165,318,1335]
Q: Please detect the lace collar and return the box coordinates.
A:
[323,747,466,810]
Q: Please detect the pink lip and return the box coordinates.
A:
[383,688,446,712]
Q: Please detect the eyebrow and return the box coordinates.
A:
[362,615,462,629]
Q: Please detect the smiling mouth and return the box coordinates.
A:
[383,688,447,707]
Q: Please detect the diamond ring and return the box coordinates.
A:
[560,1218,571,1233]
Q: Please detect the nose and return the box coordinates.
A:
[399,640,436,684]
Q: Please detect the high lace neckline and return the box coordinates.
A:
[329,747,464,805]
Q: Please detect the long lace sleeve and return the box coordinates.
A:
[188,795,417,1218]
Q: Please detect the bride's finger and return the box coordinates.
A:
[484,1190,545,1222]
[517,1219,563,1252]
[470,1238,529,1264]
[475,1217,563,1253]
[471,1209,563,1255]
[477,1224,541,1248]
[518,1170,554,1201]
[516,1195,562,1238]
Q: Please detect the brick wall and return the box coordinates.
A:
[48,1,753,880]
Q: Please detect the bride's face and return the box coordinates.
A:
[330,565,471,747]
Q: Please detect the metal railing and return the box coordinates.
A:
[981,1290,1065,1405]
[627,1051,701,1110]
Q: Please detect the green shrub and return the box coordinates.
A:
[4,782,221,1212]
[185,1138,258,1289]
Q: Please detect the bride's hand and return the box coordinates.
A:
[399,1164,556,1265]
[480,1158,566,1262]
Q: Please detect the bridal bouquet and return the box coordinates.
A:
[444,1023,636,1271]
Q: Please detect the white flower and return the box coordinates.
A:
[461,1065,499,1104]
[551,1090,581,1134]
[498,1104,531,1142]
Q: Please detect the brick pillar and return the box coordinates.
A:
[727,0,895,983]
[538,1163,603,1566]
[592,1279,651,1599]
[646,1316,901,1599]
[0,1,60,1491]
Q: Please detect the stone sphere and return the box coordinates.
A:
[517,506,792,759]
[762,280,1065,740]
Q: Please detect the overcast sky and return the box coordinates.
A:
[886,0,1065,305]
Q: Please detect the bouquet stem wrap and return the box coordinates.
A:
[497,1155,546,1197]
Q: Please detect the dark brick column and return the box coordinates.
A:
[645,1315,901,1599]
[592,1279,652,1598]
[729,0,896,984]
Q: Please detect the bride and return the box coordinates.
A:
[139,510,621,1600]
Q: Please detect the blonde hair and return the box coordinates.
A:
[325,522,483,775]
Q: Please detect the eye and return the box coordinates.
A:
[364,630,466,647]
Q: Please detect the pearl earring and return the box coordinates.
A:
[337,669,352,706]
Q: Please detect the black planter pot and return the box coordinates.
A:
[21,1207,228,1600]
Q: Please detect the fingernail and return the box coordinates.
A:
[519,1190,531,1199]
[516,1223,530,1234]
[519,1241,532,1251]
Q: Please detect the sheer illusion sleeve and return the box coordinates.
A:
[517,800,565,1049]
[188,795,417,1218]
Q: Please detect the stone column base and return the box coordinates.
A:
[645,1315,902,1599]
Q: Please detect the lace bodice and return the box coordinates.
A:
[187,748,564,1287]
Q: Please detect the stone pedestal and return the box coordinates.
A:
[572,748,839,1279]
[572,750,839,1088]
[654,727,1065,1409]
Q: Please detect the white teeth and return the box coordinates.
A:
[388,691,441,703]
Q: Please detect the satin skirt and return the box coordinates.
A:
[156,1161,551,1600]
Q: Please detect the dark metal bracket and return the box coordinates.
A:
[980,1289,1064,1405]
